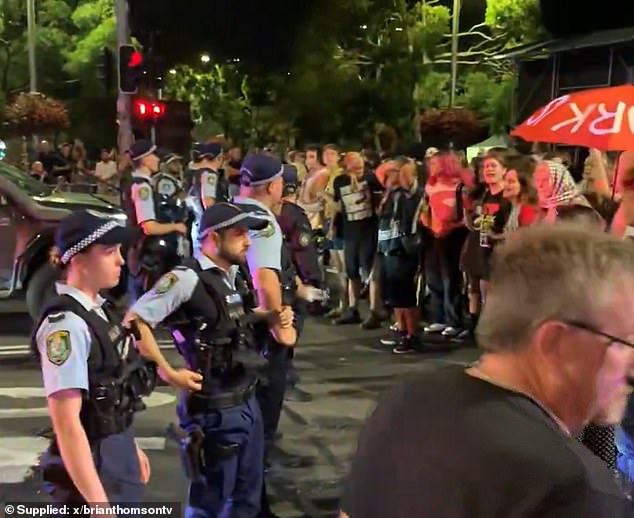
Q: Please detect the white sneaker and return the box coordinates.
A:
[424,323,446,334]
[441,326,460,337]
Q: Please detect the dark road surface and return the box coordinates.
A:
[0,300,479,517]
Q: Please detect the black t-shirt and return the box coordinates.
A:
[477,189,512,249]
[341,366,633,518]
[333,172,383,236]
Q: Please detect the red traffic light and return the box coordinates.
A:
[134,100,166,119]
[128,50,143,68]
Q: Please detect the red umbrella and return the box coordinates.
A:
[511,84,634,151]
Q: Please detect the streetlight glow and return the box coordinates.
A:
[395,27,404,32]
[360,24,368,30]
[200,54,210,64]
[169,68,177,75]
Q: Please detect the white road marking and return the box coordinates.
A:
[0,340,174,357]
[0,387,176,418]
[0,436,49,483]
[135,437,167,450]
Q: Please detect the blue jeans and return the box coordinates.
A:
[179,395,264,518]
[424,228,466,328]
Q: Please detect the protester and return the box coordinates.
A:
[534,159,602,225]
[499,154,538,235]
[340,223,634,518]
[332,152,383,327]
[376,158,426,353]
[420,152,469,339]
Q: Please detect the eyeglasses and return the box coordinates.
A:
[560,319,634,350]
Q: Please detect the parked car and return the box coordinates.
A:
[0,162,126,319]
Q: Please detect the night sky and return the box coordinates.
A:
[129,0,634,74]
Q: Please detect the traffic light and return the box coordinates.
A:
[134,99,166,120]
[118,45,143,94]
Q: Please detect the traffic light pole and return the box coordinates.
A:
[115,0,133,161]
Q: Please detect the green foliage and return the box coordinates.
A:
[64,0,116,77]
[410,2,451,60]
[485,0,545,44]
[165,64,252,144]
[414,71,450,110]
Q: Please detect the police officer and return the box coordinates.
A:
[126,203,292,517]
[124,140,188,302]
[155,152,191,257]
[32,210,195,509]
[186,142,228,254]
[277,163,323,300]
[276,164,327,402]
[233,154,298,517]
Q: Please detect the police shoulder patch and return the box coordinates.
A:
[47,312,66,324]
[46,330,71,366]
[255,222,275,238]
[154,272,179,294]
[298,232,311,248]
[139,186,151,201]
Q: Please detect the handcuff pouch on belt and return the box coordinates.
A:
[82,358,157,441]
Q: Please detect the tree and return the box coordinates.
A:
[64,0,116,82]
[165,64,253,145]
[485,0,545,45]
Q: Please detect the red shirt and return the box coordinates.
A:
[426,180,465,237]
[518,204,538,227]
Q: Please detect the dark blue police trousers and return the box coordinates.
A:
[179,394,264,518]
[41,428,144,513]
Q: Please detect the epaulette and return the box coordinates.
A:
[47,312,66,324]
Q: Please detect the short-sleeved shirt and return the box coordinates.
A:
[36,284,109,397]
[341,365,634,518]
[476,189,512,249]
[130,171,156,224]
[131,252,238,329]
[233,196,283,272]
[200,169,221,201]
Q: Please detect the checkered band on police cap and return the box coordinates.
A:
[60,220,120,265]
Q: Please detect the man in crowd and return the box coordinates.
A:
[94,149,118,193]
[341,223,634,517]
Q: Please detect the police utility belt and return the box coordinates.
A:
[33,296,157,448]
[167,261,263,415]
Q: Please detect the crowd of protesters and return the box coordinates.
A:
[286,142,625,355]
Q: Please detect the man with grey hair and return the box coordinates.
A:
[340,223,634,518]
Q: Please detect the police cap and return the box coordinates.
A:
[240,153,283,186]
[282,163,298,196]
[198,202,268,241]
[192,142,223,162]
[161,152,182,166]
[56,210,130,265]
[128,139,157,161]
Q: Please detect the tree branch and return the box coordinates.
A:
[432,60,484,65]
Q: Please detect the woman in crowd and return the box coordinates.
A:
[460,156,486,336]
[533,159,603,226]
[420,152,470,339]
[499,155,539,234]
[376,158,425,354]
[466,149,512,306]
